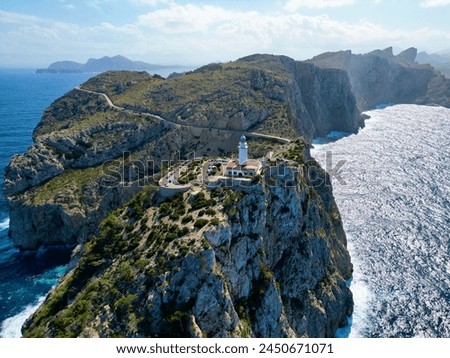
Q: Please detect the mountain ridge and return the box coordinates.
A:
[416,51,450,78]
[6,49,450,250]
[3,47,449,338]
[36,55,183,74]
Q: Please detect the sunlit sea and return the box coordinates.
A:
[312,104,450,337]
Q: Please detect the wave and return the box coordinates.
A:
[335,241,374,338]
[313,104,450,337]
[0,218,9,232]
[0,296,45,338]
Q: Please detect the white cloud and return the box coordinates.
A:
[1,2,449,67]
[130,0,172,6]
[138,3,240,33]
[420,0,450,7]
[133,3,450,63]
[285,0,356,11]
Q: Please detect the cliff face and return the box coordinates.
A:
[5,55,364,249]
[22,143,353,338]
[6,49,448,251]
[6,49,448,250]
[308,47,450,110]
[9,48,444,338]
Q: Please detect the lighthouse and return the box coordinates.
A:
[238,134,248,165]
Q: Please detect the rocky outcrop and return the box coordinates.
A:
[6,48,448,251]
[308,47,450,110]
[416,51,450,78]
[22,146,353,338]
[4,144,64,197]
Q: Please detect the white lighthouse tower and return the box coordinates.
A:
[238,134,248,165]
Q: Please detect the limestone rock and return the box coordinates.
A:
[4,144,64,197]
[22,155,354,338]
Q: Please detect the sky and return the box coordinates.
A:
[0,0,449,67]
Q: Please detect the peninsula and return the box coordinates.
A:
[4,47,449,337]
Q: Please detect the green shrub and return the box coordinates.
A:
[194,219,209,229]
[190,192,213,211]
[179,245,190,255]
[209,218,220,226]
[181,215,193,224]
[177,227,190,237]
[135,258,150,271]
[165,232,178,242]
[159,202,172,217]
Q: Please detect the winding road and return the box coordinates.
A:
[75,86,291,144]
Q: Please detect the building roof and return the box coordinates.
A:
[226,159,261,171]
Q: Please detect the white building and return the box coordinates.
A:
[226,135,262,177]
[238,134,248,165]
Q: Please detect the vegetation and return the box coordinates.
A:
[209,218,220,226]
[222,189,244,214]
[190,192,215,211]
[71,55,301,142]
[29,165,104,205]
[194,219,209,229]
[181,215,193,224]
[280,137,308,164]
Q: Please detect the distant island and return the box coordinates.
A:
[7,46,449,338]
[36,55,184,74]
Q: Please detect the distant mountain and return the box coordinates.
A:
[416,51,450,78]
[36,55,182,74]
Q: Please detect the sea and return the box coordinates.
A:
[312,104,450,338]
[0,69,448,338]
[0,66,193,338]
[0,68,96,337]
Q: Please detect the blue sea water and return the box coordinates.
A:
[0,69,94,337]
[313,105,450,337]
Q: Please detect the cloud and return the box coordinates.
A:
[130,0,172,6]
[134,3,450,63]
[420,0,450,7]
[285,0,356,11]
[1,2,449,67]
[0,10,144,65]
[138,3,238,33]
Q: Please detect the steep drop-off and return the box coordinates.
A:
[308,47,450,110]
[22,142,353,338]
[5,50,448,250]
[4,49,448,337]
[5,54,364,250]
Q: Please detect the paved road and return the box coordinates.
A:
[75,86,291,144]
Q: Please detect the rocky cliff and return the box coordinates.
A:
[4,48,447,337]
[22,142,353,338]
[308,47,450,110]
[5,54,365,250]
[6,50,449,250]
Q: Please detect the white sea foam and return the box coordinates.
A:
[0,296,45,338]
[335,241,374,338]
[313,104,450,337]
[0,218,9,232]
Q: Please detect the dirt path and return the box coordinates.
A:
[75,86,291,144]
